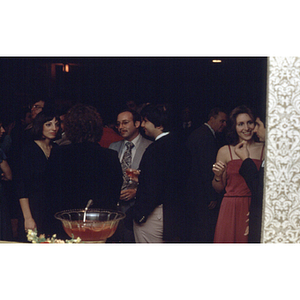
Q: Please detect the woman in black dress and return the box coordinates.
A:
[16,108,60,241]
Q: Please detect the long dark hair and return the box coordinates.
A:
[226,105,255,145]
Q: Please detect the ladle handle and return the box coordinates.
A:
[83,199,93,222]
[85,199,93,210]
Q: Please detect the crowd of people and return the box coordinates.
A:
[0,97,266,243]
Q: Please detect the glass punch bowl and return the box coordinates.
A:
[54,209,125,243]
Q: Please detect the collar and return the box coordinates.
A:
[125,133,141,148]
[155,132,170,141]
[204,123,216,138]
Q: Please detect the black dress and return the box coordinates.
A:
[15,141,54,242]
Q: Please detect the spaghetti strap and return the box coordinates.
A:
[228,145,233,161]
[260,144,265,161]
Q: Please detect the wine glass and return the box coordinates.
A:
[126,168,140,188]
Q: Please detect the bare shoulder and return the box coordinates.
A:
[218,145,228,155]
[216,145,231,163]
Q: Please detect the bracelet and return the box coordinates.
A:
[214,178,221,182]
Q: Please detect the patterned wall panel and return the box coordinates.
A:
[263,57,300,243]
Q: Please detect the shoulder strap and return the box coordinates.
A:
[260,144,265,161]
[228,145,233,160]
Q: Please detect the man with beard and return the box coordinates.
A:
[109,109,152,242]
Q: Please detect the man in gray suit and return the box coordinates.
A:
[109,109,152,242]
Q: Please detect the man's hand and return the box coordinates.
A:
[208,201,217,210]
[120,188,137,201]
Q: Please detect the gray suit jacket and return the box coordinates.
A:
[109,134,152,169]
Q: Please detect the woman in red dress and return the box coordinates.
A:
[212,106,264,243]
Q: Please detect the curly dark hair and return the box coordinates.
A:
[226,105,256,145]
[31,107,60,140]
[64,103,103,143]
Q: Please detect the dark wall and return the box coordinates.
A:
[0,57,267,125]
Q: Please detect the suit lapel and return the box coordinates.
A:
[117,141,126,160]
[131,138,148,169]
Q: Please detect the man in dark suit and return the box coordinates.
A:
[126,104,191,242]
[234,116,266,243]
[109,109,152,242]
[186,108,227,242]
[176,105,198,142]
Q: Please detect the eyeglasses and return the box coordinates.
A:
[115,120,132,128]
[32,105,44,110]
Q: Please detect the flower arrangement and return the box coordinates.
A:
[27,229,81,244]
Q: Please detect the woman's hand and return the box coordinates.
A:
[212,161,226,177]
[24,217,37,232]
[234,141,249,161]
[0,160,12,181]
[212,161,226,193]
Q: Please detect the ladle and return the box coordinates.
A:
[83,199,93,222]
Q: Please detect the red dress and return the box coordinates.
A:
[214,145,263,243]
[99,127,123,148]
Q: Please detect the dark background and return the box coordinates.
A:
[0,57,267,126]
